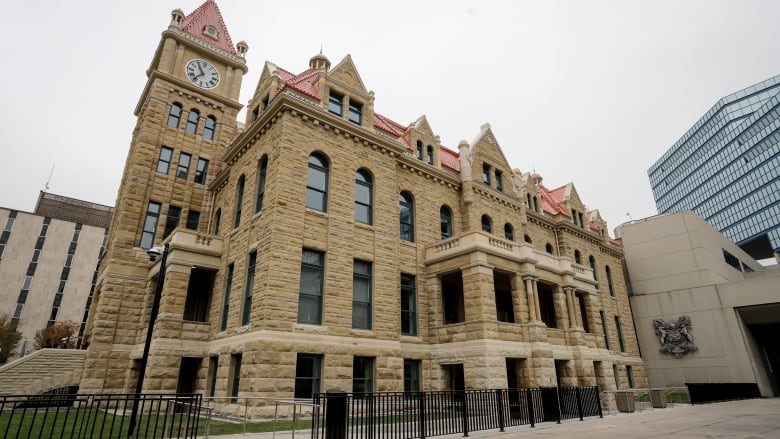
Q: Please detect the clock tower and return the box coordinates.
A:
[80,0,247,394]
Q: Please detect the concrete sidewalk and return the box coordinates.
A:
[209,398,780,439]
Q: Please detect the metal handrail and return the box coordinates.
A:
[202,396,320,438]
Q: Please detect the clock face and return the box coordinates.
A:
[185,59,220,89]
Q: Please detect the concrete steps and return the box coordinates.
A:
[0,348,85,395]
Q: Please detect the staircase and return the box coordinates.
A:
[0,348,85,395]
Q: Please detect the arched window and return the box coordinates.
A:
[234,175,245,228]
[545,243,554,254]
[416,141,423,160]
[399,191,414,242]
[589,255,598,281]
[186,109,200,134]
[426,145,433,164]
[481,215,492,233]
[606,265,615,296]
[533,196,539,212]
[504,223,514,241]
[440,205,453,239]
[306,153,329,212]
[203,115,217,140]
[255,156,268,214]
[574,250,582,265]
[167,103,182,128]
[213,208,221,235]
[526,193,532,208]
[355,169,373,225]
[524,234,532,244]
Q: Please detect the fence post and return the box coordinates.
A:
[325,392,348,439]
[575,387,584,421]
[495,390,505,432]
[418,392,427,439]
[595,387,603,418]
[526,389,535,428]
[460,391,469,437]
[555,388,561,424]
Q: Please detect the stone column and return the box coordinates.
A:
[461,263,496,322]
[553,286,569,329]
[512,273,529,323]
[532,279,542,323]
[523,276,537,321]
[564,287,578,328]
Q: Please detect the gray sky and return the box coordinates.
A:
[2,0,779,235]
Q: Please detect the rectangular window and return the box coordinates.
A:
[600,310,610,350]
[177,152,192,180]
[157,146,173,174]
[613,365,619,389]
[352,356,374,394]
[298,250,324,325]
[401,274,417,336]
[348,100,362,125]
[403,359,421,393]
[163,206,181,238]
[194,158,209,185]
[328,91,343,116]
[230,353,242,403]
[615,316,625,352]
[626,365,634,388]
[495,170,503,191]
[352,260,372,330]
[186,210,200,230]
[294,354,322,399]
[220,264,234,331]
[140,201,161,248]
[208,356,218,400]
[482,164,491,186]
[242,252,256,326]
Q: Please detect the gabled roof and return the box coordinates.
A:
[440,146,460,172]
[181,0,236,54]
[538,185,571,217]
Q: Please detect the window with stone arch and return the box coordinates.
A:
[574,250,582,265]
[504,223,514,241]
[203,115,217,140]
[545,243,554,254]
[440,205,453,239]
[212,208,221,234]
[306,152,329,212]
[234,175,245,229]
[399,191,415,242]
[589,255,598,281]
[481,214,492,233]
[606,265,615,296]
[524,234,532,244]
[355,169,373,225]
[186,109,200,134]
[426,145,433,165]
[167,102,183,128]
[255,155,268,214]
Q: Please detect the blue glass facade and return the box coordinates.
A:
[649,75,780,259]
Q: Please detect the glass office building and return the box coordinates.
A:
[649,75,780,261]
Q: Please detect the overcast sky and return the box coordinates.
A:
[2,0,779,235]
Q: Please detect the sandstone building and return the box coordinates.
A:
[80,0,646,407]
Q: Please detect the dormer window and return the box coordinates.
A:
[348,100,363,125]
[261,94,270,110]
[328,91,343,116]
[203,25,219,40]
[426,146,433,165]
[416,141,423,160]
[251,107,259,121]
[495,171,503,191]
[482,164,491,186]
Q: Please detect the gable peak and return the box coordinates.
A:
[176,0,239,55]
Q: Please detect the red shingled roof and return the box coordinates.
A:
[538,185,570,217]
[181,0,236,54]
[440,146,460,171]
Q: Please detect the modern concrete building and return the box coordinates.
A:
[648,75,780,262]
[74,0,645,411]
[620,211,780,397]
[0,192,111,362]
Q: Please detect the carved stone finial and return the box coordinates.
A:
[653,315,697,358]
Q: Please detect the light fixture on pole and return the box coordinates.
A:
[128,243,169,436]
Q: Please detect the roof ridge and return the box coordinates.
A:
[181,0,236,55]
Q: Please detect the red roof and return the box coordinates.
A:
[538,185,570,217]
[440,146,460,171]
[181,0,236,54]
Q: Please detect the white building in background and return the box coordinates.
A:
[619,211,780,397]
[0,192,111,361]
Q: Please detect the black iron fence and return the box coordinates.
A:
[313,386,601,439]
[0,391,202,438]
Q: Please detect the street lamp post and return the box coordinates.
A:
[128,243,169,436]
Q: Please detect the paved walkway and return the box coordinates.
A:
[209,398,780,439]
